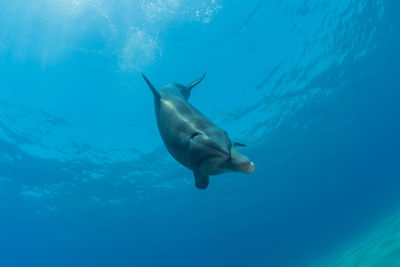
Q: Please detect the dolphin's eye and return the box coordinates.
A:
[190,132,202,140]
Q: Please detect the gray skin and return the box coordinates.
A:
[142,73,255,189]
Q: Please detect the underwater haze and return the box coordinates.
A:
[1,0,399,266]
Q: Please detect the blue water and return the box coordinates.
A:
[1,0,399,266]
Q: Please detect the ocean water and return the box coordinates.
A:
[0,0,399,266]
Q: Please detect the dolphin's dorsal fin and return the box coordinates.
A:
[194,170,209,189]
[141,73,160,98]
[184,73,206,100]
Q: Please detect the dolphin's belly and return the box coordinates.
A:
[156,96,216,170]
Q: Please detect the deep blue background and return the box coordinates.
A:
[0,0,399,266]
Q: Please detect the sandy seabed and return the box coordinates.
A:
[313,210,400,267]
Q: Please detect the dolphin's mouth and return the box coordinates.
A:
[244,161,256,173]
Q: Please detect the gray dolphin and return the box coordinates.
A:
[142,73,255,189]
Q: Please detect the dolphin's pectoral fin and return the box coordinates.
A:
[141,73,160,99]
[233,142,247,147]
[194,170,209,190]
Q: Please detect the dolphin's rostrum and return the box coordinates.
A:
[142,73,255,189]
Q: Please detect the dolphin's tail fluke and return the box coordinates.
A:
[182,73,206,100]
[141,73,160,98]
[187,73,206,91]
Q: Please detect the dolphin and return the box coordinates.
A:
[142,73,255,189]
